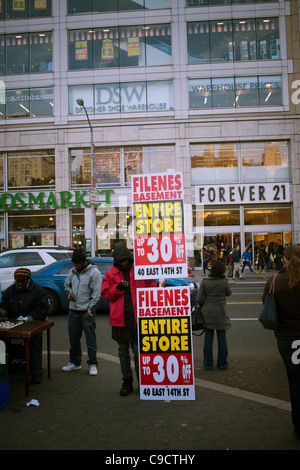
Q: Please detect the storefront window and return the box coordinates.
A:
[191,143,238,184]
[187,18,279,63]
[244,207,291,225]
[241,141,289,182]
[68,25,171,70]
[7,151,55,189]
[4,32,52,75]
[72,211,85,249]
[3,87,53,119]
[8,211,56,247]
[69,81,173,115]
[189,76,282,109]
[187,0,276,4]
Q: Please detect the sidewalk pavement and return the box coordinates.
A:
[0,347,299,452]
[1,267,299,452]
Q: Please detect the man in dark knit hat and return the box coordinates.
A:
[0,267,49,384]
[62,249,102,376]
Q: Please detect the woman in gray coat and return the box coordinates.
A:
[196,261,232,370]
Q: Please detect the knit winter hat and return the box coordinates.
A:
[72,249,86,263]
[14,268,31,279]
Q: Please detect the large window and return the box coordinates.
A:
[1,32,52,75]
[189,75,282,109]
[70,145,175,188]
[0,0,52,19]
[7,151,55,189]
[0,88,53,119]
[8,211,56,248]
[188,18,280,63]
[68,0,170,14]
[191,141,289,185]
[68,25,171,70]
[186,0,276,6]
[69,81,173,115]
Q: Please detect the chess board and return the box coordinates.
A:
[0,321,24,330]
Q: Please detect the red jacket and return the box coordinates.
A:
[101,265,156,327]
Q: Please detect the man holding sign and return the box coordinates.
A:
[101,243,156,396]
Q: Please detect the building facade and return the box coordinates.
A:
[0,0,300,267]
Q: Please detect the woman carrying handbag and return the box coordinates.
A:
[262,245,300,438]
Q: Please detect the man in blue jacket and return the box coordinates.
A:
[232,245,243,280]
[0,267,49,384]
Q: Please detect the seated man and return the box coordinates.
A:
[0,268,49,384]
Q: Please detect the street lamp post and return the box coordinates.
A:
[76,98,96,257]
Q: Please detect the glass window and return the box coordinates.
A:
[191,143,238,184]
[30,88,53,116]
[93,0,118,11]
[71,145,175,188]
[212,77,235,108]
[0,154,3,188]
[94,28,119,69]
[4,88,53,119]
[6,0,29,19]
[119,26,145,67]
[69,85,94,114]
[189,79,211,109]
[258,75,282,106]
[8,211,56,248]
[124,145,175,185]
[0,35,5,74]
[68,0,92,14]
[244,207,291,225]
[0,252,18,268]
[233,19,256,61]
[144,24,172,66]
[7,151,55,188]
[6,89,30,118]
[187,22,210,64]
[69,81,173,115]
[189,76,282,110]
[6,33,29,74]
[235,76,258,107]
[241,141,289,183]
[30,32,52,72]
[203,208,240,226]
[29,0,52,17]
[68,30,94,70]
[210,21,233,62]
[256,18,280,60]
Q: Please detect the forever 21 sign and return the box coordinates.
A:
[195,183,290,205]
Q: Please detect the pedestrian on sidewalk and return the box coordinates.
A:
[196,260,232,370]
[262,245,300,438]
[101,243,156,396]
[62,249,102,376]
[242,247,253,274]
[232,244,243,280]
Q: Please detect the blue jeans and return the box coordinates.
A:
[203,329,228,369]
[277,338,300,434]
[67,310,98,366]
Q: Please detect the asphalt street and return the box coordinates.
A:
[0,268,300,454]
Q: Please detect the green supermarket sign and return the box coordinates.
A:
[0,189,114,210]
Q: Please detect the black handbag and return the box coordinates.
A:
[259,274,278,330]
[191,302,205,336]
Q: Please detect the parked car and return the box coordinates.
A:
[31,258,199,316]
[0,247,73,292]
